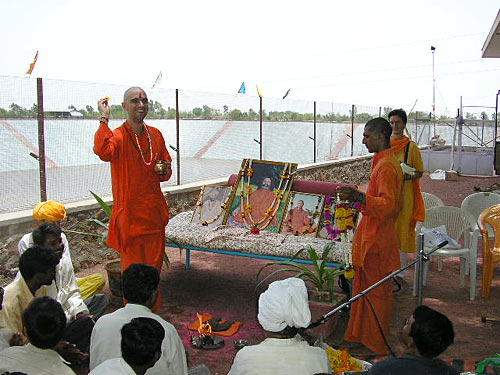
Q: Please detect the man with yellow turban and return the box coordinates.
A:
[18,201,109,321]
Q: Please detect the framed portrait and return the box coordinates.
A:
[223,159,298,233]
[317,195,360,240]
[279,192,324,237]
[191,185,232,227]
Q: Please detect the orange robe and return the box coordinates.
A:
[232,189,277,227]
[285,208,311,234]
[93,121,171,311]
[344,148,403,354]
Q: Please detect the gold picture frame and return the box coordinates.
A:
[223,159,297,233]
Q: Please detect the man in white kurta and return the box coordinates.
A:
[0,342,75,375]
[90,357,137,374]
[0,296,75,375]
[89,264,188,375]
[228,278,331,375]
[18,201,108,320]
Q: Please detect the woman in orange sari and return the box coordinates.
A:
[389,109,425,276]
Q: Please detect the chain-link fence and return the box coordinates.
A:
[0,75,492,213]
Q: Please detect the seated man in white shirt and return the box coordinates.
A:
[18,200,108,310]
[91,263,209,375]
[228,277,332,375]
[30,223,108,320]
[0,296,75,374]
[90,317,164,375]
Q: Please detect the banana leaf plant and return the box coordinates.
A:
[255,243,345,303]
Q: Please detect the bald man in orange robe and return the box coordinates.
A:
[94,87,172,311]
[337,117,403,355]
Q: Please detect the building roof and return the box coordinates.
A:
[482,9,500,57]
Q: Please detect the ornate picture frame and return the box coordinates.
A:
[279,191,324,237]
[191,185,232,227]
[223,159,297,233]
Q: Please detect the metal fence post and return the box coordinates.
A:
[37,77,47,202]
[259,96,263,160]
[313,101,317,163]
[175,89,180,185]
[351,104,355,157]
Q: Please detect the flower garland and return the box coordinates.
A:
[325,347,363,374]
[238,159,293,231]
[323,194,360,279]
[195,186,230,226]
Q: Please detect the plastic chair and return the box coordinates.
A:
[422,192,444,210]
[413,206,477,300]
[461,191,500,239]
[477,204,500,298]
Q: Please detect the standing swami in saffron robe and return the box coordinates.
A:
[389,109,425,273]
[337,117,403,355]
[93,87,172,312]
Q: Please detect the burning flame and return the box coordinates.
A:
[197,313,212,336]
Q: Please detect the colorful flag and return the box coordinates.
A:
[238,82,246,94]
[152,71,162,88]
[282,89,291,100]
[26,51,39,75]
[256,85,263,98]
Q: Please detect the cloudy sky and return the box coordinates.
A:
[1,0,499,115]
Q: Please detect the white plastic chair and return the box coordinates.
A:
[412,206,478,300]
[461,192,500,245]
[422,192,444,210]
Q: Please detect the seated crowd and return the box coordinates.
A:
[0,200,460,375]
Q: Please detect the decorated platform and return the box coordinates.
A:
[165,211,350,268]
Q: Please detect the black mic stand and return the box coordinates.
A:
[304,236,448,331]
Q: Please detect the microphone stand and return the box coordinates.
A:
[304,236,448,330]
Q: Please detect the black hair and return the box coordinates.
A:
[32,223,62,247]
[121,317,165,367]
[23,297,66,349]
[122,264,160,304]
[410,305,455,358]
[388,108,408,125]
[365,117,392,142]
[19,246,59,280]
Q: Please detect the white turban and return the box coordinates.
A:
[257,277,311,332]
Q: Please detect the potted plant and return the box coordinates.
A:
[255,243,348,338]
[256,243,345,303]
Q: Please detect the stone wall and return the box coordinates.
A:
[0,154,373,237]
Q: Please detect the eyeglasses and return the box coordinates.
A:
[130,97,150,105]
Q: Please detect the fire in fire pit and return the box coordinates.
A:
[190,313,225,350]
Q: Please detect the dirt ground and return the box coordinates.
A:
[2,173,500,374]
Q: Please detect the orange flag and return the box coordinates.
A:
[26,51,39,75]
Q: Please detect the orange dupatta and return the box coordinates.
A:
[390,136,425,228]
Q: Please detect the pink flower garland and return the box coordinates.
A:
[323,196,360,241]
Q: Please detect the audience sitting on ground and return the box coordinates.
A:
[28,222,108,321]
[0,286,23,351]
[19,201,108,318]
[0,296,75,374]
[367,305,459,375]
[228,277,332,375]
[0,246,92,363]
[90,317,165,375]
[90,263,210,375]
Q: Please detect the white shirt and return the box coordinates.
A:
[228,336,332,375]
[0,342,75,374]
[90,303,188,375]
[0,327,13,351]
[90,358,136,375]
[18,232,89,320]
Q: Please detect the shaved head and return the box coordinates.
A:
[123,87,146,102]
